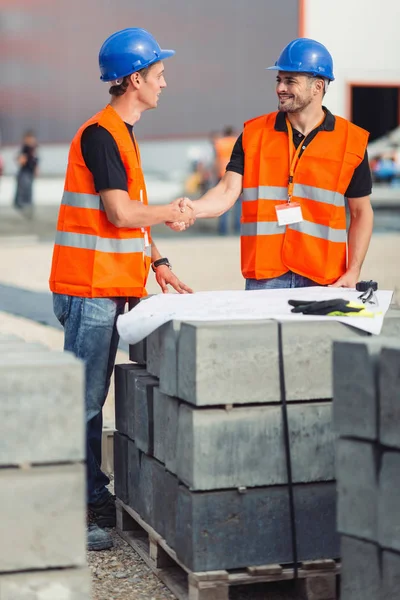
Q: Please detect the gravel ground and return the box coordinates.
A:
[87,533,304,600]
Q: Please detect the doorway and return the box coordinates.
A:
[350,85,400,141]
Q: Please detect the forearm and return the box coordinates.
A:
[100,190,181,228]
[193,172,242,218]
[347,202,374,274]
[151,241,162,262]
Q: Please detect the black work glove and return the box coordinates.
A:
[288,298,365,316]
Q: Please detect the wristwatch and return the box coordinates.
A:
[151,257,172,272]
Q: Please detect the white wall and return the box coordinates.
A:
[304,0,400,118]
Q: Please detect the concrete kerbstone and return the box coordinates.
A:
[333,338,383,441]
[0,351,85,466]
[133,376,159,454]
[175,402,335,490]
[0,464,86,572]
[114,364,152,439]
[340,536,380,600]
[378,451,400,552]
[379,342,400,449]
[177,320,280,406]
[159,320,182,397]
[382,550,400,600]
[336,439,379,542]
[153,388,180,472]
[281,320,367,401]
[0,567,91,600]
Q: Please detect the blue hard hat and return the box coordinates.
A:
[99,28,175,82]
[267,38,335,81]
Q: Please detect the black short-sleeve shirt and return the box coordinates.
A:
[226,108,372,198]
[80,122,134,192]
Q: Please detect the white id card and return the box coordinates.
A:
[275,202,303,226]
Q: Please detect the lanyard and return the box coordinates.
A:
[285,115,325,202]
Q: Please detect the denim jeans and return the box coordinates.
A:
[245,271,320,290]
[53,294,126,504]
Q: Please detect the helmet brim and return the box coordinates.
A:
[266,64,334,81]
[158,49,175,61]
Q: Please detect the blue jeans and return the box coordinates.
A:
[53,294,126,504]
[246,271,320,290]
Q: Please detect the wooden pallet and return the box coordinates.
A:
[116,499,340,600]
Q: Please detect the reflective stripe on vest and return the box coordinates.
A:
[242,219,346,243]
[55,231,146,254]
[61,191,105,211]
[243,184,345,207]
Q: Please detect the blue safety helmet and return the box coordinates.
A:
[99,28,175,82]
[267,38,335,81]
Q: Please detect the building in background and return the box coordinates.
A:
[0,0,300,145]
[301,0,400,142]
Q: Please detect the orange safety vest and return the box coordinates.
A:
[241,112,369,285]
[49,105,151,298]
[214,135,237,178]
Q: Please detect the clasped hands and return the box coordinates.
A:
[166,197,196,232]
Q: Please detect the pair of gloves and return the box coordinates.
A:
[288,298,376,317]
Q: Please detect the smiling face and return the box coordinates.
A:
[135,61,167,110]
[276,71,322,113]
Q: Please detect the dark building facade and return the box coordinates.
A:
[0,0,299,144]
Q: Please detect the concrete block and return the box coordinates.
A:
[133,376,159,454]
[135,452,155,528]
[177,320,280,406]
[127,439,142,515]
[153,388,180,471]
[333,338,382,441]
[340,536,380,600]
[336,439,378,542]
[0,567,91,600]
[114,432,129,504]
[281,320,367,400]
[382,550,400,600]
[175,481,338,572]
[175,402,335,490]
[159,320,182,397]
[129,339,147,364]
[154,469,179,549]
[379,452,400,552]
[381,307,400,337]
[0,351,85,466]
[0,464,86,572]
[379,342,400,449]
[114,363,148,437]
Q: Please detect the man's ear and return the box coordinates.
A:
[314,78,324,96]
[130,72,141,90]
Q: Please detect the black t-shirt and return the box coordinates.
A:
[226,109,372,198]
[20,144,38,174]
[80,123,135,192]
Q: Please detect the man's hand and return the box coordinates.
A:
[154,265,193,294]
[329,268,360,288]
[166,197,196,231]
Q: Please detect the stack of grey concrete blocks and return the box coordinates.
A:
[333,336,400,600]
[0,335,90,599]
[114,308,400,573]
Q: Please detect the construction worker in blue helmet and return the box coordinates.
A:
[173,38,374,291]
[49,28,194,552]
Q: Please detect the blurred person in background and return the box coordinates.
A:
[174,39,373,290]
[213,126,242,235]
[14,130,39,218]
[49,28,193,552]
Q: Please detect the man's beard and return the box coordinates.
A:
[278,95,313,113]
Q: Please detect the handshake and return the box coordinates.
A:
[165,197,196,232]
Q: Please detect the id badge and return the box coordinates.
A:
[275,202,303,226]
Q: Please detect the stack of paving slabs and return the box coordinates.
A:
[0,334,90,599]
[333,336,400,600]
[114,308,400,575]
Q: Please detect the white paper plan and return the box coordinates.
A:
[116,287,393,344]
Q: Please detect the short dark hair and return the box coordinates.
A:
[109,64,153,97]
